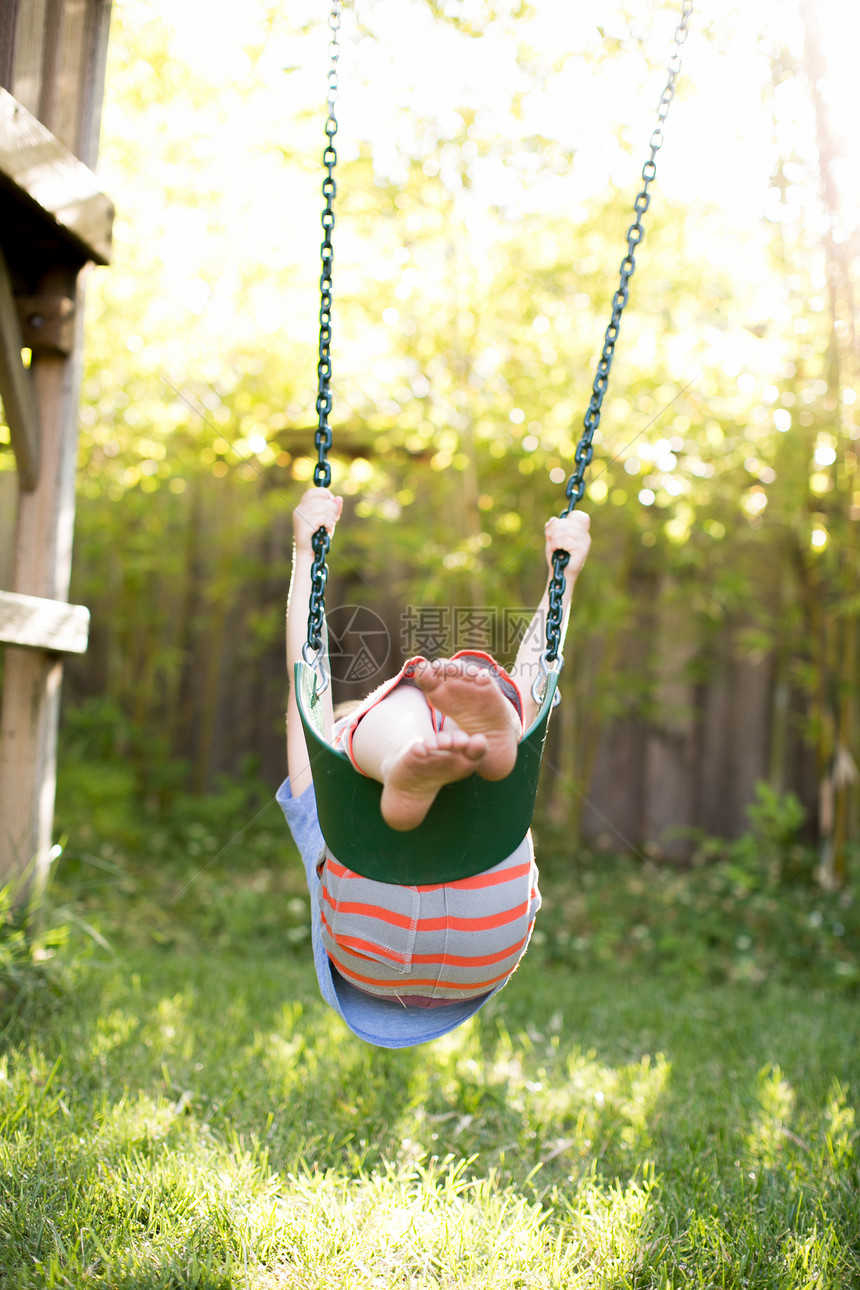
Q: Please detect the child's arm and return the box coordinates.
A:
[286,487,343,797]
[508,511,591,731]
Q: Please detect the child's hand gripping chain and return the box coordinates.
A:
[286,488,344,797]
[292,487,343,555]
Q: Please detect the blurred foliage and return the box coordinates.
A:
[0,879,87,1036]
[533,781,859,991]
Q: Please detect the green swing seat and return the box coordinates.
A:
[295,658,559,885]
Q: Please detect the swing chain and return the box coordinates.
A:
[545,0,692,663]
[315,0,341,491]
[308,0,342,655]
[306,535,329,657]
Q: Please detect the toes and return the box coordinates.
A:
[412,660,443,692]
[431,730,486,760]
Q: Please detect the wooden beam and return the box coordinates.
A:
[0,1,19,92]
[0,241,39,489]
[78,0,112,169]
[17,293,76,355]
[0,590,89,654]
[0,86,113,264]
[0,649,63,889]
[48,0,90,158]
[8,0,43,117]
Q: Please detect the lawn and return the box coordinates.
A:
[1,790,859,1288]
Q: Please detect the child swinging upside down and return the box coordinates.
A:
[278,487,591,1049]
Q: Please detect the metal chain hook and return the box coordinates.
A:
[544,0,693,664]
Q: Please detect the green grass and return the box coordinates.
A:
[1,789,859,1288]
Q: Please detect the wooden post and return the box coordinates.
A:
[0,2,113,901]
[0,265,85,896]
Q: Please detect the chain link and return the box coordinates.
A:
[306,528,330,657]
[544,0,692,664]
[307,0,342,655]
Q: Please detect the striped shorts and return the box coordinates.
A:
[319,833,541,1007]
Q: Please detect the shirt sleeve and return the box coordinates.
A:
[276,778,325,871]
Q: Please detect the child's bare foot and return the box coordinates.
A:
[380,730,488,831]
[413,659,519,781]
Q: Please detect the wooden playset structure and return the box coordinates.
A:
[0,0,112,896]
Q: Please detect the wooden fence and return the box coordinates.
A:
[42,486,820,859]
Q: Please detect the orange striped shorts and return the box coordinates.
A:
[319,832,540,1008]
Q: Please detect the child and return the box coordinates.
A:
[278,487,591,1048]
